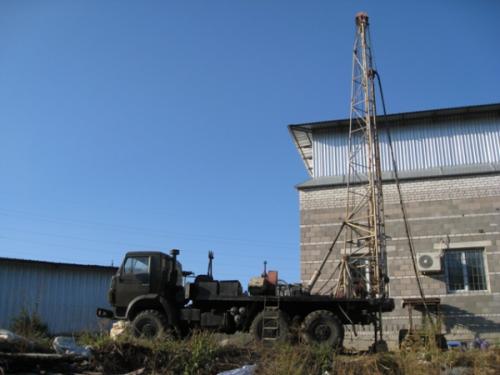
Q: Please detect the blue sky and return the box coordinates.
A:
[0,1,499,285]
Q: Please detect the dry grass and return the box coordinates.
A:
[78,332,500,375]
[259,346,500,375]
[80,331,257,374]
[256,343,332,375]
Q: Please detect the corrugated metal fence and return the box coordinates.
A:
[0,258,116,334]
[313,115,500,177]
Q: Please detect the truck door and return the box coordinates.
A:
[115,255,151,309]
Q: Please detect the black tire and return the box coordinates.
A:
[301,310,344,348]
[250,310,290,343]
[131,309,168,339]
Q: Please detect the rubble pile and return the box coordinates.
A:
[0,329,93,373]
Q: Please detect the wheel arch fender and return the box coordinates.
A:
[125,294,177,323]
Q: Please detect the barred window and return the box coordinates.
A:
[444,249,487,292]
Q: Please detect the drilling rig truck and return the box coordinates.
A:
[97,249,394,348]
[98,11,398,349]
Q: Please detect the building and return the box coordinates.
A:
[0,257,117,334]
[289,102,500,347]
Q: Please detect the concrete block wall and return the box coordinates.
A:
[299,173,500,348]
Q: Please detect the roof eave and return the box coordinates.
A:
[288,102,500,132]
[295,163,500,190]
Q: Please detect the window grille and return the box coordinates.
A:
[444,249,487,292]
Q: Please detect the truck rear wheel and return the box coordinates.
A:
[301,310,344,348]
[250,310,290,343]
[131,309,168,339]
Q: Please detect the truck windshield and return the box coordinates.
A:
[123,256,150,279]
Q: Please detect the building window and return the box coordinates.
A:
[444,249,487,292]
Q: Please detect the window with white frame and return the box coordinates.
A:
[444,249,487,292]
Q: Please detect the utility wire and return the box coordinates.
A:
[0,208,295,249]
[0,234,298,266]
[374,71,432,320]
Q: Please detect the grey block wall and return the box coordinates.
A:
[299,173,500,349]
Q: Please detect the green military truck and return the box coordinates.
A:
[97,249,394,348]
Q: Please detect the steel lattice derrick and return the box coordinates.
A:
[305,13,387,301]
[335,12,387,299]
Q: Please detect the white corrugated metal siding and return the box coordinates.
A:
[0,260,116,334]
[312,115,500,177]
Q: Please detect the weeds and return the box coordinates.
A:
[77,331,500,375]
[258,344,311,375]
[82,330,255,374]
[6,308,498,374]
[10,307,49,339]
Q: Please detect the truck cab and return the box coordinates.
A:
[108,250,184,322]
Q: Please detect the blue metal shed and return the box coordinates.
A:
[0,257,117,334]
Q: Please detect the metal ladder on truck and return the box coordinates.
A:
[261,295,281,344]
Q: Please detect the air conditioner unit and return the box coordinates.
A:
[416,252,442,273]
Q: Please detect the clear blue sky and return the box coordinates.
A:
[0,1,499,285]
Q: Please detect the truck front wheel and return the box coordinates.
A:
[301,310,344,348]
[131,310,168,339]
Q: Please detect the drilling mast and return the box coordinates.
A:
[307,13,387,300]
[335,12,386,299]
